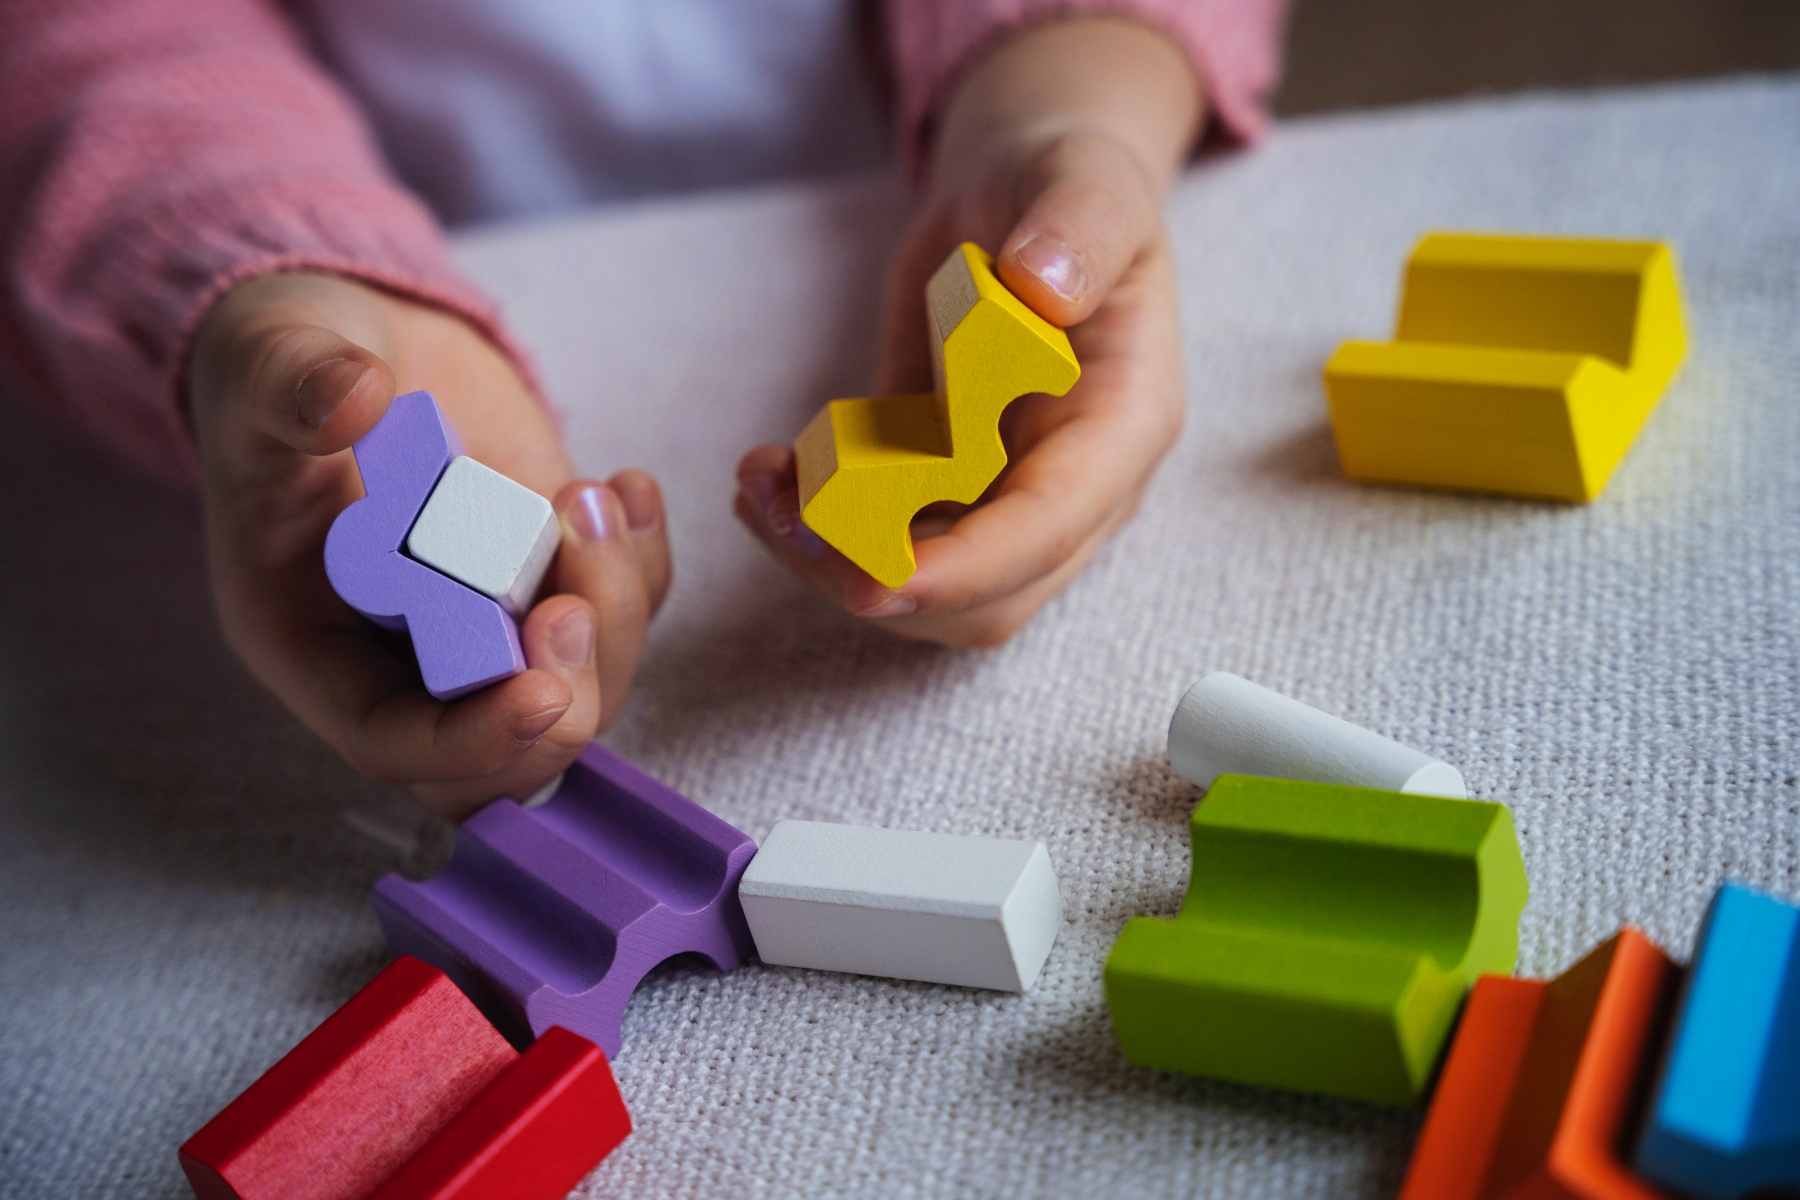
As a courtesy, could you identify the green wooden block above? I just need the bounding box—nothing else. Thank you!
[1103,775,1529,1107]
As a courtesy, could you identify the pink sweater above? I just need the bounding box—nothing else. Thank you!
[0,0,1286,486]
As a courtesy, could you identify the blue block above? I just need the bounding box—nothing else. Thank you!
[1635,882,1800,1199]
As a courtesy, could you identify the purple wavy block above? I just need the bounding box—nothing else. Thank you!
[323,390,525,701]
[370,743,759,1056]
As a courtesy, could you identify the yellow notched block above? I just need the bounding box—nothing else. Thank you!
[1323,232,1687,502]
[795,243,1081,587]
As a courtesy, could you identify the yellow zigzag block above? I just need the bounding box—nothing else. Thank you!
[1323,232,1687,502]
[795,243,1081,587]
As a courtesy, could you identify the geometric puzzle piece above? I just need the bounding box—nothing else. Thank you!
[795,242,1082,587]
[1324,233,1687,502]
[178,955,627,1200]
[371,743,759,1056]
[406,455,559,616]
[1398,928,1681,1200]
[738,819,1063,992]
[324,390,526,700]
[1635,883,1800,1200]
[1104,775,1528,1106]
[367,1026,631,1200]
[1168,670,1467,796]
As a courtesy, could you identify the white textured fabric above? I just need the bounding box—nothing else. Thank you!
[2,76,1798,1199]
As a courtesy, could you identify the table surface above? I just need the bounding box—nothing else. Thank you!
[2,74,1797,1200]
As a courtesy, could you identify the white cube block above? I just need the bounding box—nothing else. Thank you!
[1168,671,1467,797]
[406,456,559,615]
[739,820,1063,992]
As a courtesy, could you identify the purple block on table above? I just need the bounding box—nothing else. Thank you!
[371,743,759,1056]
[323,389,525,700]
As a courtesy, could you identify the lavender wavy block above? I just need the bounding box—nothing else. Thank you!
[323,389,525,701]
[371,743,760,1056]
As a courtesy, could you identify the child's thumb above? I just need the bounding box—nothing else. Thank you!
[233,322,398,457]
[994,133,1162,328]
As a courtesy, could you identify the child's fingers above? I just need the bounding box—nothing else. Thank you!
[995,131,1162,329]
[233,322,400,457]
[606,469,674,616]
[552,481,652,731]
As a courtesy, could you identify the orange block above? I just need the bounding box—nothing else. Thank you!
[1400,928,1681,1200]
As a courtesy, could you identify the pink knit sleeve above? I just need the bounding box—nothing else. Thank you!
[0,0,531,488]
[886,0,1289,175]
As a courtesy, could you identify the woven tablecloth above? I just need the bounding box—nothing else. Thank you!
[2,74,1796,1199]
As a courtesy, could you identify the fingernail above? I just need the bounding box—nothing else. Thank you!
[572,486,615,542]
[617,478,660,532]
[856,592,918,619]
[549,608,593,668]
[296,358,369,429]
[740,470,779,514]
[1013,235,1086,303]
[513,703,569,744]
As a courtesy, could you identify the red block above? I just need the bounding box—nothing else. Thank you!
[370,1027,632,1199]
[179,956,630,1200]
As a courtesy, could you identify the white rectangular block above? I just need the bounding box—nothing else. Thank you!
[406,456,559,615]
[739,820,1063,992]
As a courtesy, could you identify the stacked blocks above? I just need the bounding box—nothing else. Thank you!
[325,390,556,700]
[739,819,1063,992]
[179,956,629,1200]
[795,242,1081,587]
[1635,884,1800,1199]
[1324,233,1687,502]
[1105,775,1528,1106]
[373,743,758,1056]
[1399,929,1679,1200]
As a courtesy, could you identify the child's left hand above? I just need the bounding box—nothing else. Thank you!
[734,17,1204,647]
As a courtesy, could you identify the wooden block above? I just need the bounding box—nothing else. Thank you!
[1398,928,1681,1200]
[1168,671,1466,796]
[368,1027,631,1200]
[795,243,1081,587]
[738,819,1063,992]
[372,743,758,1056]
[178,956,519,1200]
[406,456,558,616]
[1323,232,1687,502]
[1103,775,1528,1106]
[1634,883,1800,1199]
[324,391,525,700]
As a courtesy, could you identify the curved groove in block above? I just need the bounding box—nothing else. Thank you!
[372,743,757,1056]
[1103,776,1528,1106]
[795,243,1081,587]
[1400,928,1680,1200]
[178,956,518,1200]
[323,390,524,700]
[1323,233,1687,503]
[1635,884,1800,1200]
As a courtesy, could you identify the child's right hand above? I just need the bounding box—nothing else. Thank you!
[187,273,671,821]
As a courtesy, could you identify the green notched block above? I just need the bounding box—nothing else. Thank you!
[1103,775,1529,1107]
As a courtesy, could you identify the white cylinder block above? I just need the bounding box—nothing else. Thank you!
[1167,671,1467,797]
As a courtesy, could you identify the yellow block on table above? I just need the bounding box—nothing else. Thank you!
[795,243,1081,588]
[1323,233,1687,502]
